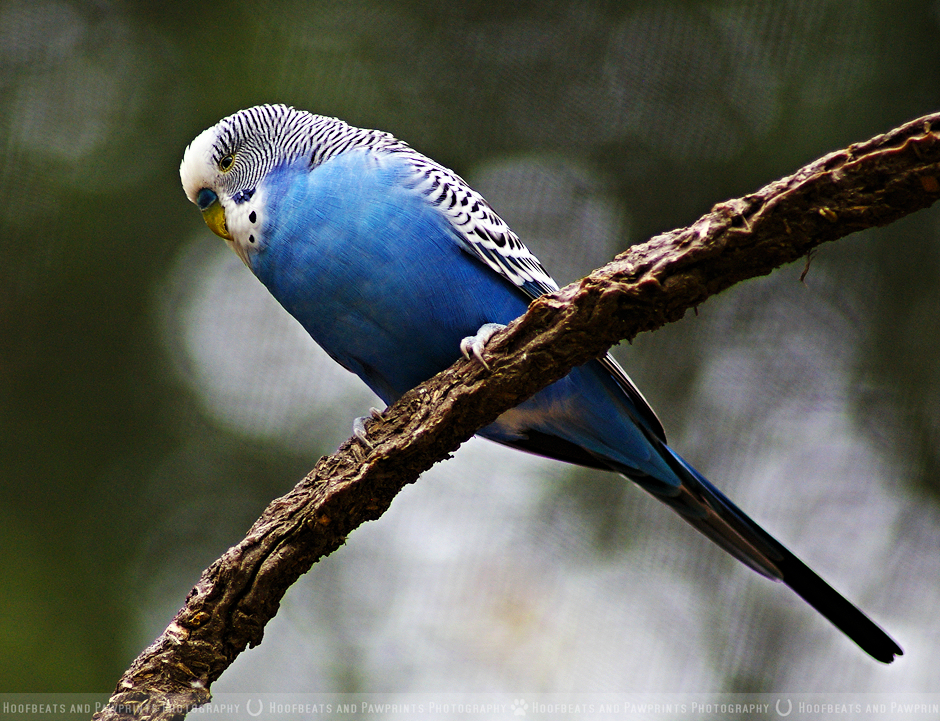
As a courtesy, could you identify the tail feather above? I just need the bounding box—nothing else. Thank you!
[617,443,903,663]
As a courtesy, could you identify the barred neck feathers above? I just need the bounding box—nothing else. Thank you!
[181,104,409,200]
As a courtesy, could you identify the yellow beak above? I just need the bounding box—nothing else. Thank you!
[201,202,232,241]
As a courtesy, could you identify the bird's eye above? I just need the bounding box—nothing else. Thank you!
[218,153,236,172]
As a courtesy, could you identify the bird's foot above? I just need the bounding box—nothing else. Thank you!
[352,407,383,449]
[460,323,505,372]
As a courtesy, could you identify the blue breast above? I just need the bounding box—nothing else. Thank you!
[250,148,531,403]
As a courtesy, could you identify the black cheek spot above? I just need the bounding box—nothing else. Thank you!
[249,235,255,244]
[249,211,257,223]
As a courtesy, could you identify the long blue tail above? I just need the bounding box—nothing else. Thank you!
[620,440,903,663]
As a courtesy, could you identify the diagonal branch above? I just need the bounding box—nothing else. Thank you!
[94,113,940,720]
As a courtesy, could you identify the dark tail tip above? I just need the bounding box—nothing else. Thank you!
[780,554,903,663]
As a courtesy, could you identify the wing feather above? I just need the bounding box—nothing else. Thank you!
[402,156,667,441]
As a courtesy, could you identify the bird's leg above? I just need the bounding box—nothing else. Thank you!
[460,322,506,372]
[352,407,383,448]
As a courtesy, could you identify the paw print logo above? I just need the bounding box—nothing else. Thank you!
[512,699,528,716]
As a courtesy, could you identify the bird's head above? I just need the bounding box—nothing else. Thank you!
[179,104,322,266]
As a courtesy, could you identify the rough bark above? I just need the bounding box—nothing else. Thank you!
[93,113,940,720]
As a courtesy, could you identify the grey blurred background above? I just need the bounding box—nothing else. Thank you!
[2,0,939,707]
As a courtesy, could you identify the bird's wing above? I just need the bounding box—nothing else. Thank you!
[596,354,666,442]
[403,157,559,298]
[404,156,667,441]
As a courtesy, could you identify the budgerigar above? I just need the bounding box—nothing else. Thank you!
[180,104,902,662]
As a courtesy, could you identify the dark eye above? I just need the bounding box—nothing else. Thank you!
[218,153,235,172]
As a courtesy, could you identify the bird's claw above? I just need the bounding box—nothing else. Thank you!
[352,407,383,449]
[460,323,505,372]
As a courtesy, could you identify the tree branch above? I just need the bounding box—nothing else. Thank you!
[94,113,940,720]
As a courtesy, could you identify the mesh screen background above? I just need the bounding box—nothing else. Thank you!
[1,0,938,707]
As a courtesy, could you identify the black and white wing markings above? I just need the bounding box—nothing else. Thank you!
[404,158,559,300]
[402,156,667,441]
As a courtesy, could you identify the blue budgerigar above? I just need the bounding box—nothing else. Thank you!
[180,104,902,663]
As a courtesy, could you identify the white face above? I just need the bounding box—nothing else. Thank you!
[179,114,272,267]
[179,125,220,207]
